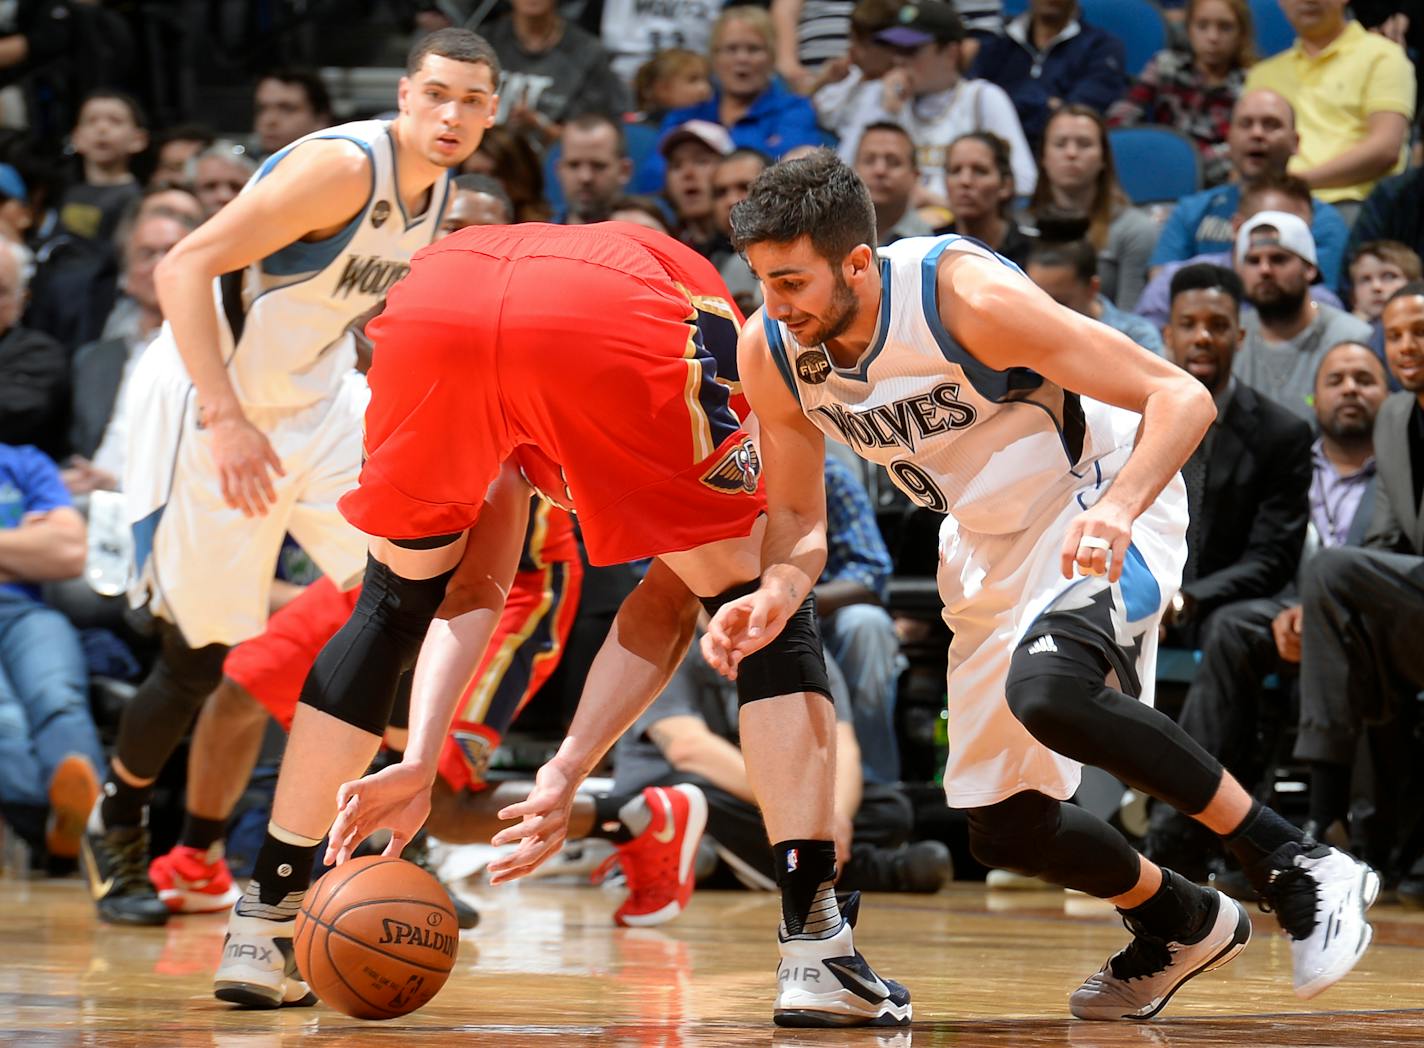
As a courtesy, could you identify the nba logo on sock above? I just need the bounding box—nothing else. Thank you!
[786,848,798,872]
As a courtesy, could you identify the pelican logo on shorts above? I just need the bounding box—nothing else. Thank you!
[795,351,832,385]
[453,729,495,786]
[700,437,761,495]
[371,200,392,228]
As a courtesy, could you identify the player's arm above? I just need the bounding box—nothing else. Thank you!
[703,313,829,676]
[938,252,1215,581]
[153,139,372,517]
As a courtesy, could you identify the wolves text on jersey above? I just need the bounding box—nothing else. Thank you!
[811,382,977,453]
[335,254,410,299]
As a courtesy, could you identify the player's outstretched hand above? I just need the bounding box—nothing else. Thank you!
[700,584,797,680]
[208,414,285,518]
[487,760,579,885]
[1060,499,1135,583]
[324,762,433,867]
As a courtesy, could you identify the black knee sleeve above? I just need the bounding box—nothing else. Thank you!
[117,621,229,780]
[967,791,1142,898]
[1005,632,1223,815]
[390,532,462,550]
[298,555,455,735]
[700,581,833,705]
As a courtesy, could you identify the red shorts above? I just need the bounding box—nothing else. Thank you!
[341,223,764,566]
[224,503,581,791]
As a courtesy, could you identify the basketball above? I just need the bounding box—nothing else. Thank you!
[293,856,460,1020]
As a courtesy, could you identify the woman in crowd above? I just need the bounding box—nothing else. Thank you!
[462,126,551,223]
[1107,0,1254,187]
[1028,105,1157,311]
[934,131,1034,267]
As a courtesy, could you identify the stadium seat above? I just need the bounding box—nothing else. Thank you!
[1079,0,1166,77]
[1001,0,1028,16]
[1108,125,1202,204]
[1250,0,1296,57]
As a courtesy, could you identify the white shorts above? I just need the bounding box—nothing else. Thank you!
[935,473,1188,808]
[123,333,369,647]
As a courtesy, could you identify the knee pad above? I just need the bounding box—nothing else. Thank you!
[389,532,463,550]
[298,556,455,735]
[700,581,833,706]
[116,621,229,780]
[967,791,1061,874]
[967,791,1141,898]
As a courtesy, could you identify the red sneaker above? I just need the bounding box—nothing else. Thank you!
[149,844,241,914]
[605,784,708,927]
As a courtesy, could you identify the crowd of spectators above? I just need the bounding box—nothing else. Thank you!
[0,0,1420,907]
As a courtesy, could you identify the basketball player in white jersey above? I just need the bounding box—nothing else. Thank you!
[79,29,499,933]
[709,152,1378,1021]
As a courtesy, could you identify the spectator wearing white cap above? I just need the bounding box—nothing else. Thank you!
[839,0,1036,204]
[1233,208,1372,422]
[660,119,735,257]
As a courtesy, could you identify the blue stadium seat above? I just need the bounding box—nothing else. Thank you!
[1079,0,1167,77]
[1250,0,1296,57]
[1108,125,1202,204]
[1001,0,1028,16]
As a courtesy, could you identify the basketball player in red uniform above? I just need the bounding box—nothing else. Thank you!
[215,222,910,1029]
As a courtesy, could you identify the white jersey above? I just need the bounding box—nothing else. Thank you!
[764,235,1144,536]
[601,0,717,83]
[216,119,452,409]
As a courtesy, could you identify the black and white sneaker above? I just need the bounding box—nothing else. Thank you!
[774,892,912,1028]
[80,802,169,926]
[213,909,317,1009]
[1070,888,1251,1020]
[1259,842,1379,999]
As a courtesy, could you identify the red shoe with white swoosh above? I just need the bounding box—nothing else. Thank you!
[605,784,708,927]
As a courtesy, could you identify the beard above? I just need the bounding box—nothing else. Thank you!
[803,270,861,346]
[1321,407,1373,443]
[1250,281,1310,325]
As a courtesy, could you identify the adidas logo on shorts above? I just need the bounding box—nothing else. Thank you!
[1027,635,1059,656]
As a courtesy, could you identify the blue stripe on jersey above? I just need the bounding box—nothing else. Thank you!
[1119,543,1162,622]
[257,134,378,277]
[829,258,894,383]
[690,321,743,449]
[762,311,800,404]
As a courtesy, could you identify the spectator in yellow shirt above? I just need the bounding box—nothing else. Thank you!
[1243,0,1414,212]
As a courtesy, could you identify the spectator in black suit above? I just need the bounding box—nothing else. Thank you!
[1145,340,1388,875]
[1157,263,1314,650]
[1345,166,1424,286]
[1295,283,1424,905]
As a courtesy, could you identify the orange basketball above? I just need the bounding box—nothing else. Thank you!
[293,855,460,1020]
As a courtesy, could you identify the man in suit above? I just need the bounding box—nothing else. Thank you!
[1295,283,1424,904]
[1156,263,1314,651]
[1145,339,1388,874]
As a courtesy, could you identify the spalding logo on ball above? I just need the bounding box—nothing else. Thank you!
[293,855,461,1020]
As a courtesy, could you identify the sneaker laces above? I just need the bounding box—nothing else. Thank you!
[1260,863,1319,940]
[108,828,153,894]
[609,833,678,908]
[1108,918,1174,981]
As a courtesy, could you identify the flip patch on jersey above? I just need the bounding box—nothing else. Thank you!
[701,436,761,495]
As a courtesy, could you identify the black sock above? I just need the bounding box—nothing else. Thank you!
[1122,868,1212,941]
[1308,762,1352,833]
[773,839,838,938]
[1223,801,1305,872]
[98,774,152,829]
[240,828,321,915]
[587,793,636,843]
[179,813,228,853]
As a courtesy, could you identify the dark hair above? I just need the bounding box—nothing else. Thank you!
[1031,104,1125,250]
[468,125,547,222]
[1239,170,1313,213]
[1169,262,1244,310]
[78,89,148,130]
[1027,238,1097,283]
[452,172,514,220]
[731,149,877,261]
[563,112,627,157]
[610,194,673,233]
[849,0,901,36]
[945,131,1015,217]
[1385,280,1424,307]
[406,27,501,82]
[257,68,334,119]
[155,123,216,152]
[855,121,916,167]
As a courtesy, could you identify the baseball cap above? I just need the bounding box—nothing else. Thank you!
[1235,210,1317,268]
[659,120,735,159]
[876,1,965,48]
[0,164,27,204]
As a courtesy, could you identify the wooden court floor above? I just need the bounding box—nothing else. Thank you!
[2,875,1422,1047]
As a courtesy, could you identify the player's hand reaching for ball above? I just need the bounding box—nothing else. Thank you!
[325,761,433,867]
[700,582,799,679]
[487,759,580,884]
[1060,499,1135,583]
[206,411,285,517]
